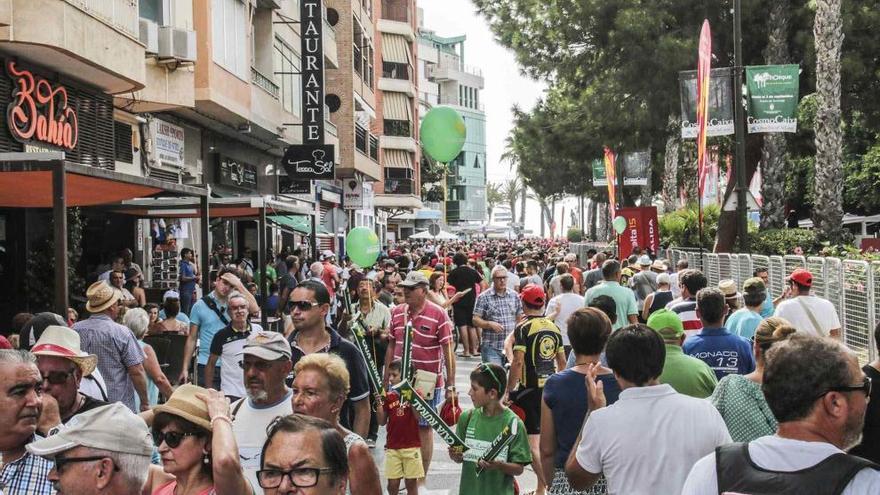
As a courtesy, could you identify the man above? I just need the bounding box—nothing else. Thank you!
[231,331,294,494]
[277,255,300,314]
[502,259,521,292]
[682,335,880,493]
[565,325,732,494]
[564,253,584,294]
[180,268,259,388]
[630,255,658,306]
[97,254,124,282]
[19,311,66,351]
[353,278,391,447]
[619,254,638,287]
[682,287,756,380]
[726,277,767,340]
[0,350,54,494]
[448,252,484,357]
[27,403,153,495]
[507,284,566,495]
[73,281,149,412]
[109,270,138,308]
[289,280,370,438]
[206,293,264,401]
[753,267,785,318]
[32,326,108,423]
[473,265,524,365]
[521,259,544,289]
[178,247,199,316]
[546,274,583,356]
[321,250,341,301]
[547,262,571,299]
[774,268,842,339]
[669,259,689,300]
[667,268,708,337]
[583,260,639,331]
[581,252,607,292]
[385,270,456,484]
[119,248,142,279]
[647,310,718,398]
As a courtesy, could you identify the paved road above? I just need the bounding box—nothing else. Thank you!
[370,354,539,494]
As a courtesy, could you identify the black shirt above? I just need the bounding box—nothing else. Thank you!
[65,395,109,423]
[447,266,482,311]
[850,364,880,463]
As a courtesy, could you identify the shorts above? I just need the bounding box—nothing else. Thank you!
[453,305,475,327]
[480,343,506,367]
[511,387,542,435]
[417,387,444,427]
[385,447,425,480]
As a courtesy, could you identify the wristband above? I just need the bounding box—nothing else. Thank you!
[211,415,233,428]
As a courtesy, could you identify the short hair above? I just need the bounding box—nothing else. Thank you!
[605,324,665,386]
[294,353,350,401]
[753,267,768,276]
[676,259,689,270]
[567,308,612,356]
[470,362,506,395]
[680,269,708,295]
[296,280,331,306]
[261,414,348,485]
[588,295,617,324]
[696,287,726,324]
[627,255,638,265]
[559,274,574,292]
[285,255,299,271]
[9,312,33,339]
[601,260,621,280]
[181,248,193,258]
[218,266,248,284]
[754,317,797,356]
[763,335,854,423]
[228,292,248,306]
[0,349,36,366]
[122,308,150,339]
[491,265,508,277]
[453,253,468,266]
[387,359,402,373]
[743,286,767,307]
[86,448,150,493]
[790,279,811,293]
[309,262,324,277]
[163,297,180,317]
[555,262,569,274]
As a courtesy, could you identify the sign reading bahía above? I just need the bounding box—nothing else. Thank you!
[6,60,79,151]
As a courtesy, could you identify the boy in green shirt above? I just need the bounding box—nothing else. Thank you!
[449,362,532,495]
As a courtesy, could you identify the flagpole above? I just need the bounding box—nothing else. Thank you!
[733,0,750,252]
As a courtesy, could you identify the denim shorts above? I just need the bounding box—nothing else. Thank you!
[481,343,506,366]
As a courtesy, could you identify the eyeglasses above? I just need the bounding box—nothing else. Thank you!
[256,467,335,489]
[229,304,249,311]
[816,376,872,400]
[54,455,117,475]
[154,430,202,448]
[239,358,285,371]
[42,369,76,386]
[287,300,320,312]
[492,276,507,280]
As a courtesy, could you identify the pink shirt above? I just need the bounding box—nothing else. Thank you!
[153,481,214,495]
[390,301,454,388]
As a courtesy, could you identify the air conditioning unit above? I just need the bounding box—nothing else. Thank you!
[139,18,159,55]
[158,26,196,63]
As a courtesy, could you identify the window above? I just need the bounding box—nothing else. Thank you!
[212,0,249,79]
[384,119,411,137]
[274,37,301,116]
[473,155,481,169]
[114,122,133,164]
[382,62,409,80]
[140,0,169,25]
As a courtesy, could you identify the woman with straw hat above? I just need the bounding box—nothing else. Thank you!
[142,384,251,495]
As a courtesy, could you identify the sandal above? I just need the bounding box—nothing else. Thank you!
[457,352,472,358]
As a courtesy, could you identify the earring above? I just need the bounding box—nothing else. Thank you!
[203,454,210,465]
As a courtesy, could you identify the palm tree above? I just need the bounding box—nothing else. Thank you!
[486,182,504,223]
[760,0,791,229]
[663,115,680,213]
[812,0,844,240]
[501,177,522,225]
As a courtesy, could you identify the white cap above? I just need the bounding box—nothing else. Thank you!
[163,290,180,300]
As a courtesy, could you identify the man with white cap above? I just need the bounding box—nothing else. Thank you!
[32,326,109,423]
[157,289,190,327]
[26,403,154,495]
[629,255,659,307]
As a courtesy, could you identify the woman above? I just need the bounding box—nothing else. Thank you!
[145,303,160,328]
[143,384,251,495]
[123,308,173,408]
[540,307,621,495]
[291,353,382,495]
[641,273,673,322]
[710,316,796,442]
[125,267,147,307]
[151,297,190,335]
[426,272,464,312]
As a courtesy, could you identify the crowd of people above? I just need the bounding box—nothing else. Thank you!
[1,238,879,495]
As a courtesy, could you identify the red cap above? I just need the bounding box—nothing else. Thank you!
[790,268,812,287]
[520,284,546,306]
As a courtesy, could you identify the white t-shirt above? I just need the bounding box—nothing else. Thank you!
[682,435,880,494]
[547,293,583,346]
[669,272,681,298]
[79,368,108,401]
[774,295,841,337]
[575,384,732,495]
[232,391,293,495]
[506,271,521,292]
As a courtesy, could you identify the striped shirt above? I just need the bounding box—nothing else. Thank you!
[473,288,523,351]
[0,447,55,495]
[390,301,454,388]
[667,298,703,337]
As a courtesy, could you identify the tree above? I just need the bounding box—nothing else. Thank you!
[486,181,504,222]
[419,149,446,203]
[500,177,522,226]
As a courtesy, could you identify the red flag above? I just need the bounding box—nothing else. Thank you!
[696,20,712,224]
[603,146,617,216]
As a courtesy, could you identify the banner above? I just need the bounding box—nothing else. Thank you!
[591,159,607,187]
[603,147,617,215]
[616,206,660,260]
[343,178,364,210]
[476,420,517,475]
[745,64,799,133]
[343,290,385,399]
[394,379,468,449]
[679,67,733,138]
[622,151,650,186]
[695,20,712,222]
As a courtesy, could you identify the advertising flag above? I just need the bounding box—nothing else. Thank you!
[603,147,617,215]
[622,151,651,186]
[745,64,800,133]
[592,159,607,186]
[679,67,734,138]
[696,20,712,217]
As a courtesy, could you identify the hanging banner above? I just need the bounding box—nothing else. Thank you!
[343,178,364,210]
[679,67,733,139]
[622,151,650,186]
[394,379,468,449]
[695,20,712,219]
[591,159,607,187]
[745,64,800,133]
[603,147,617,215]
[616,206,661,260]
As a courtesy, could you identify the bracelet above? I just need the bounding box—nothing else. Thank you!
[211,415,233,428]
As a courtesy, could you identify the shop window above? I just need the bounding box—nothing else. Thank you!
[213,0,249,80]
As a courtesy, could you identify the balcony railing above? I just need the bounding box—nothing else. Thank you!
[381,0,410,23]
[252,67,280,99]
[68,0,138,38]
[369,135,379,161]
[382,62,410,81]
[384,179,414,195]
[384,119,412,137]
[356,124,380,161]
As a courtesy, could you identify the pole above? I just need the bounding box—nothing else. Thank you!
[200,192,211,296]
[259,208,268,329]
[733,0,749,252]
[53,162,68,316]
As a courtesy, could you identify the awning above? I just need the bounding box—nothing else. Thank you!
[384,149,413,168]
[383,92,413,121]
[112,197,314,218]
[269,215,330,235]
[382,34,411,64]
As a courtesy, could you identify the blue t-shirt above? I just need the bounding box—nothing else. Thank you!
[189,293,230,366]
[726,308,763,341]
[180,260,196,293]
[158,310,190,326]
[683,327,756,380]
[542,368,621,468]
[759,292,774,318]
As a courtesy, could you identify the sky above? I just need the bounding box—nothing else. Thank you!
[416,0,586,235]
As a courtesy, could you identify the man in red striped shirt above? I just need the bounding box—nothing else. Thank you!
[384,270,457,485]
[667,269,708,338]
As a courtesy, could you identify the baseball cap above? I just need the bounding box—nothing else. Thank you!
[240,330,292,361]
[398,271,429,288]
[163,290,180,300]
[27,403,153,459]
[647,309,684,340]
[790,268,812,287]
[520,284,546,306]
[638,255,652,266]
[743,277,766,293]
[321,249,335,260]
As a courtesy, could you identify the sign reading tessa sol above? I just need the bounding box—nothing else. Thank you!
[6,60,79,151]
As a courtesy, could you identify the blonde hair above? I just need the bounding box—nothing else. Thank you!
[754,316,797,357]
[295,353,351,400]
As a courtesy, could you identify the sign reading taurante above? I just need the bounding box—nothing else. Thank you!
[6,60,79,151]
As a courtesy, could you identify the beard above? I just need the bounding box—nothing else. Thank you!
[841,409,866,451]
[247,389,269,402]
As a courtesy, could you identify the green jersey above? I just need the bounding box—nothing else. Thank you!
[456,407,532,495]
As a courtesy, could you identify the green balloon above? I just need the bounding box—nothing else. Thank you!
[613,216,628,234]
[346,227,381,268]
[420,106,467,163]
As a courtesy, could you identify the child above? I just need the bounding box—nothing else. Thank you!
[449,362,532,495]
[376,360,423,495]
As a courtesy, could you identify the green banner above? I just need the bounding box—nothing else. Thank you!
[348,315,386,399]
[394,379,468,450]
[401,321,414,383]
[476,419,517,475]
[592,159,607,187]
[746,64,799,133]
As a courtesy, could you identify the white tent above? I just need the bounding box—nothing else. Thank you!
[409,230,457,240]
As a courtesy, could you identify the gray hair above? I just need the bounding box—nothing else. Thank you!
[0,349,37,366]
[87,448,151,493]
[122,308,150,340]
[310,261,324,277]
[491,265,508,277]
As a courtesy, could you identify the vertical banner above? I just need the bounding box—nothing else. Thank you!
[616,207,661,259]
[591,159,607,186]
[745,64,800,133]
[696,20,712,225]
[679,67,734,138]
[621,151,650,186]
[603,147,617,215]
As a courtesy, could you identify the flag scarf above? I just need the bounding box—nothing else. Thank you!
[696,20,712,224]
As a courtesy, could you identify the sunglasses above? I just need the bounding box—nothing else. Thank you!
[154,430,201,448]
[54,455,118,475]
[816,376,872,400]
[238,358,285,370]
[42,370,75,386]
[287,300,320,312]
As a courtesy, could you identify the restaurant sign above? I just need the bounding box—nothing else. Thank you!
[218,155,258,189]
[6,60,79,151]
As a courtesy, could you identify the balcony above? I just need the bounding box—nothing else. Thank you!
[324,18,339,69]
[378,0,414,40]
[384,178,414,195]
[438,95,485,112]
[251,66,279,99]
[378,78,416,97]
[380,135,417,152]
[427,64,485,89]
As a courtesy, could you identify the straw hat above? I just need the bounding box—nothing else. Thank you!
[31,325,98,376]
[85,281,121,313]
[152,384,212,431]
[718,279,740,299]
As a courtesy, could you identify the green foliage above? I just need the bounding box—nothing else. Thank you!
[844,141,880,214]
[567,228,585,242]
[419,150,447,203]
[658,204,720,250]
[749,228,820,255]
[25,208,86,312]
